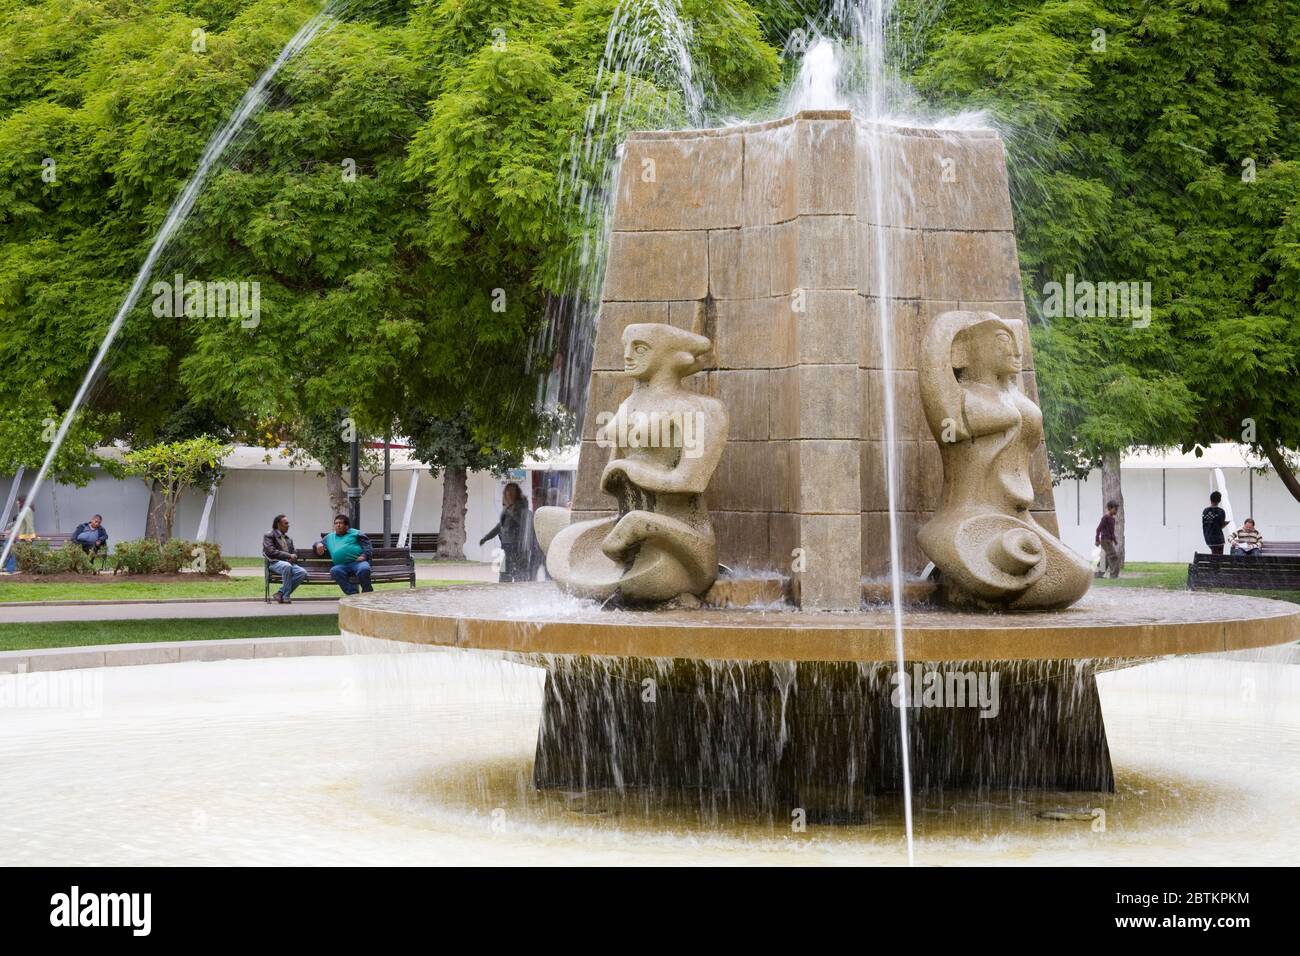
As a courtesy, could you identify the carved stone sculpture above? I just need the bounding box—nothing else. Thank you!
[917,310,1091,610]
[536,323,727,606]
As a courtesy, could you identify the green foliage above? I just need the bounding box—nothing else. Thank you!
[109,537,161,574]
[0,0,783,479]
[914,0,1300,484]
[121,434,229,540]
[121,434,229,488]
[159,537,229,574]
[13,540,95,575]
[110,536,229,574]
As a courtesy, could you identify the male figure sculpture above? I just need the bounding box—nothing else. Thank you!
[917,310,1091,610]
[535,323,727,606]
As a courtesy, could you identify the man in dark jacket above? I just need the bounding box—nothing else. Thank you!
[73,515,108,556]
[1201,491,1228,555]
[263,514,308,604]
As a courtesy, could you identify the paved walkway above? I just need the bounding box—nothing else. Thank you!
[0,635,346,673]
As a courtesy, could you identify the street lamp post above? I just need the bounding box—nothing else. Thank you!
[348,418,361,530]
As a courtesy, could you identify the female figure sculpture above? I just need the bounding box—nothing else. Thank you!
[535,323,727,606]
[917,310,1091,610]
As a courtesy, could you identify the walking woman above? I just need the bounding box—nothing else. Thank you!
[480,482,533,582]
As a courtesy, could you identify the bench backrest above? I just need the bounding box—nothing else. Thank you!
[1,533,76,545]
[1260,541,1300,555]
[269,547,413,566]
[1192,552,1300,570]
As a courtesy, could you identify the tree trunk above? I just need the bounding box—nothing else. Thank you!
[436,466,468,560]
[162,491,179,543]
[1262,443,1300,504]
[323,459,348,520]
[143,480,168,544]
[1101,448,1125,571]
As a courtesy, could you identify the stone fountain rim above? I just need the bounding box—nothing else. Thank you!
[625,109,1001,141]
[338,584,1300,664]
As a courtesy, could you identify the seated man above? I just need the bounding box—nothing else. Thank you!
[1230,518,1264,555]
[73,514,108,556]
[314,514,373,595]
[263,514,309,604]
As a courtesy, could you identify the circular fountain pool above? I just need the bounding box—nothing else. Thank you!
[0,644,1296,865]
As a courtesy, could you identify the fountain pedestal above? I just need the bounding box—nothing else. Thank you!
[533,659,1112,819]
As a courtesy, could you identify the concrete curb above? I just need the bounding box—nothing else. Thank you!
[0,635,346,674]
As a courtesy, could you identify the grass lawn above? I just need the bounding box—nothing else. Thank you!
[0,615,341,652]
[0,577,474,603]
[1093,561,1300,604]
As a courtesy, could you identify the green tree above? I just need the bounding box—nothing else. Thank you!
[913,0,1300,550]
[120,434,231,542]
[0,0,781,542]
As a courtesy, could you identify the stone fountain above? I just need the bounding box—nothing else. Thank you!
[341,111,1300,820]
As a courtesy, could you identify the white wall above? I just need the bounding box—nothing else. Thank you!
[1058,467,1300,561]
[5,466,529,559]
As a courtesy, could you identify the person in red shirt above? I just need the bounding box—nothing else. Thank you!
[1095,500,1120,579]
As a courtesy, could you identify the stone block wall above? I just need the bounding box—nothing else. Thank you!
[572,110,1060,608]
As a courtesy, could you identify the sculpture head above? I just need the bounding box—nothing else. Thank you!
[622,323,711,382]
[951,315,1022,383]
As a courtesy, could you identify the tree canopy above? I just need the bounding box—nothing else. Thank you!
[2,0,1298,507]
[912,0,1300,489]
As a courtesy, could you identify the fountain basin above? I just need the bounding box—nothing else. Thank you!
[340,585,1299,819]
[339,585,1300,664]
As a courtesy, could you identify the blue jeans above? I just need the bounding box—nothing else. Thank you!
[269,560,309,597]
[330,560,372,595]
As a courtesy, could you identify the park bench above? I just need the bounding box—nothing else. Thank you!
[360,531,439,552]
[264,546,415,601]
[1,532,108,571]
[1186,550,1300,591]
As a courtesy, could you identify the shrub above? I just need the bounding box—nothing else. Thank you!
[111,538,229,575]
[110,538,160,575]
[13,540,95,575]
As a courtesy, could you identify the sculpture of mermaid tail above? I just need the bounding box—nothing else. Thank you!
[540,509,717,605]
[918,510,1091,611]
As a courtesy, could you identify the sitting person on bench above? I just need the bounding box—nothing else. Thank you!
[314,514,374,595]
[1230,518,1264,556]
[73,514,108,556]
[3,496,34,573]
[263,514,309,604]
